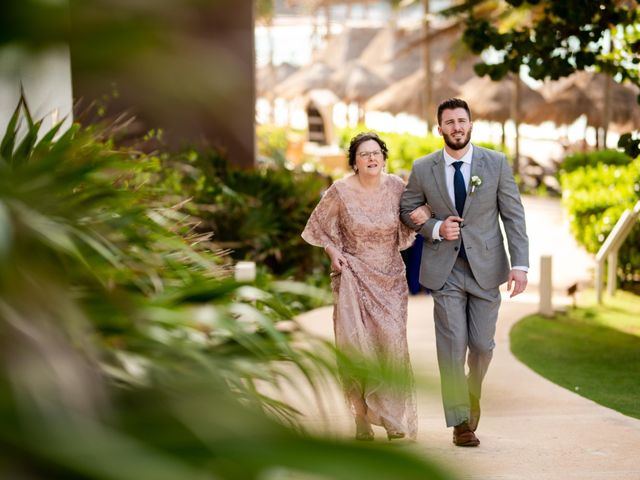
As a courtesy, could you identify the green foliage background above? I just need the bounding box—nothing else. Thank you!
[337,126,506,174]
[560,152,640,285]
[560,150,634,174]
[156,145,330,281]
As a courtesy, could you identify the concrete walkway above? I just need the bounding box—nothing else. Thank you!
[296,195,640,480]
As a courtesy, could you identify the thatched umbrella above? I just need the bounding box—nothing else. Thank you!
[329,62,389,124]
[273,62,334,100]
[358,24,477,84]
[366,70,459,118]
[524,71,640,147]
[257,62,297,97]
[319,27,380,70]
[400,21,480,86]
[608,83,640,132]
[579,72,640,132]
[358,26,423,82]
[459,74,545,174]
[527,72,640,128]
[329,62,389,103]
[459,75,545,124]
[357,23,478,129]
[524,81,597,126]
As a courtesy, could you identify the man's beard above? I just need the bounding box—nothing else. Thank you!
[443,130,471,150]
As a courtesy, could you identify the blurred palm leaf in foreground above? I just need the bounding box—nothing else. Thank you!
[0,99,453,480]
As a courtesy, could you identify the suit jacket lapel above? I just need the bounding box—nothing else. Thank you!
[462,146,486,218]
[432,151,458,216]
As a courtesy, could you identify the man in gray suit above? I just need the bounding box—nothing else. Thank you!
[400,98,529,447]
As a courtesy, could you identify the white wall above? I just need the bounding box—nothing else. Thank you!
[0,44,73,139]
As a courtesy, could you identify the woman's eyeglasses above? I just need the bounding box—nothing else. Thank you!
[357,150,383,159]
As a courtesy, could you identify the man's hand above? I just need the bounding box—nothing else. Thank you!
[507,269,528,298]
[409,204,432,226]
[439,216,464,240]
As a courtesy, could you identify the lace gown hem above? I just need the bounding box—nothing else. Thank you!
[301,174,417,439]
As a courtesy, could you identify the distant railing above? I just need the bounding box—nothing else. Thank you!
[595,200,640,304]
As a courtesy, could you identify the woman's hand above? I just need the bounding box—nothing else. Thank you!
[325,245,347,274]
[409,204,432,226]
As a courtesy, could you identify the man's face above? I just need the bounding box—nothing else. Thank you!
[438,107,472,151]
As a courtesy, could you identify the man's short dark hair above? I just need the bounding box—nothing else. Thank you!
[437,98,472,125]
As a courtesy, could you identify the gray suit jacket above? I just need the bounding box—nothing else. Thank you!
[400,145,529,290]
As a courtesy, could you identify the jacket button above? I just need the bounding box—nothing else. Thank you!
[454,246,459,251]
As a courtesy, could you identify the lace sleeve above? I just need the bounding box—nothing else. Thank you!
[301,183,342,250]
[389,174,416,251]
[398,221,416,251]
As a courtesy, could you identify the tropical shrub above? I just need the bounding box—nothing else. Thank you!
[0,97,328,414]
[155,146,331,281]
[338,126,506,174]
[257,124,289,165]
[560,156,640,286]
[560,149,633,174]
[0,99,454,479]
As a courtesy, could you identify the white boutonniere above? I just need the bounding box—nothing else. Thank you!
[470,175,482,194]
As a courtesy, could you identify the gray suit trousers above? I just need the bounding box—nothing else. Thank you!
[431,256,501,427]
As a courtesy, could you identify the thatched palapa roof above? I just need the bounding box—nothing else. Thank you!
[319,27,380,70]
[273,62,334,100]
[329,62,389,103]
[525,71,640,130]
[257,62,297,96]
[459,75,545,124]
[366,70,459,117]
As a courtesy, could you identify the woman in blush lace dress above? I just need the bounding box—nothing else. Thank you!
[302,132,431,442]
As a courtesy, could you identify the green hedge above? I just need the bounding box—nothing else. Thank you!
[258,124,505,177]
[257,124,293,166]
[561,149,633,174]
[158,147,330,282]
[338,126,506,174]
[560,154,640,285]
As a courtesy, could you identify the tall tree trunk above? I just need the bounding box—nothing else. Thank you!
[584,123,589,150]
[602,36,614,149]
[602,74,612,149]
[324,1,332,42]
[266,20,275,124]
[422,0,433,133]
[511,74,521,178]
[310,6,320,60]
[357,102,365,125]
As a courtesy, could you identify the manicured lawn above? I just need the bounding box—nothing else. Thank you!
[510,290,640,419]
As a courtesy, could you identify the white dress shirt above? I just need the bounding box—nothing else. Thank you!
[430,145,527,272]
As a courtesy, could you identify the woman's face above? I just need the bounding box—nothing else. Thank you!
[354,139,385,177]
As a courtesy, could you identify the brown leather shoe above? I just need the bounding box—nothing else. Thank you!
[453,421,480,447]
[469,395,481,432]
